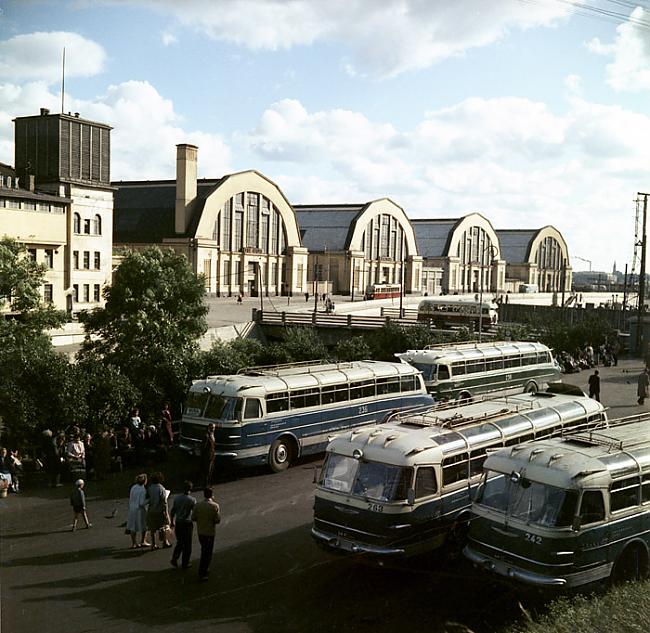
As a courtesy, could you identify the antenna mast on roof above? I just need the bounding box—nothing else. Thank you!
[61,47,65,113]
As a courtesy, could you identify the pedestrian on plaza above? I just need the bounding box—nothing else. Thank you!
[41,430,62,487]
[70,479,91,531]
[191,487,221,581]
[146,471,171,549]
[169,480,197,569]
[160,402,174,447]
[588,370,600,402]
[638,369,650,405]
[7,449,23,493]
[127,473,149,548]
[585,343,594,367]
[199,423,216,487]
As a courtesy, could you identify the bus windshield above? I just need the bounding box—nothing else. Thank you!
[184,391,208,417]
[320,453,413,502]
[411,362,435,382]
[478,472,578,528]
[204,394,238,421]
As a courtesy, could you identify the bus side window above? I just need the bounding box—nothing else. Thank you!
[437,365,450,380]
[243,398,262,420]
[610,477,641,512]
[505,433,533,446]
[469,448,487,477]
[580,490,605,524]
[442,453,469,486]
[400,375,417,392]
[415,467,438,498]
[267,392,289,413]
[233,398,244,421]
[453,362,466,376]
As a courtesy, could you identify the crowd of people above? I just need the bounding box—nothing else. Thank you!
[36,404,175,489]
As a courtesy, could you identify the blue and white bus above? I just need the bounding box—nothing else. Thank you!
[179,360,433,472]
[312,392,606,558]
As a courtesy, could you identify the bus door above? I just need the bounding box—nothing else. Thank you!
[572,489,610,575]
[408,466,446,549]
[440,453,471,526]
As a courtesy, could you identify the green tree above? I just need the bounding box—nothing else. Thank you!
[201,337,265,376]
[78,247,208,421]
[0,237,70,446]
[334,335,372,361]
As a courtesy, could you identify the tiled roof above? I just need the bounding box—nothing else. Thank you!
[411,218,461,258]
[496,229,538,263]
[294,205,365,251]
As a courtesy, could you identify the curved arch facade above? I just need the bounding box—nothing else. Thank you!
[195,171,307,296]
[528,226,571,292]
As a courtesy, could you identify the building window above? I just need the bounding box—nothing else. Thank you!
[234,260,241,286]
[73,251,79,269]
[73,213,81,234]
[247,193,259,248]
[234,210,244,250]
[83,251,90,269]
[296,263,304,290]
[73,284,79,302]
[94,252,101,270]
[83,284,90,302]
[93,214,102,235]
[44,249,54,269]
[6,199,20,209]
[44,284,53,303]
[261,212,269,253]
[27,248,37,261]
[94,284,101,302]
[223,260,231,287]
[223,201,232,251]
[212,214,220,242]
[270,209,278,255]
[83,219,91,235]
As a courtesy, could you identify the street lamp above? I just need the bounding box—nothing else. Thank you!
[477,245,499,342]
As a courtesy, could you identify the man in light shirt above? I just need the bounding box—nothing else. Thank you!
[191,487,221,581]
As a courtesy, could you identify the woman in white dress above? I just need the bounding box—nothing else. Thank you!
[126,473,149,548]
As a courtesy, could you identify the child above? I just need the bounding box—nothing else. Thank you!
[70,479,92,531]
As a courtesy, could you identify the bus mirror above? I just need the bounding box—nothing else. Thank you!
[407,488,415,506]
[571,516,581,532]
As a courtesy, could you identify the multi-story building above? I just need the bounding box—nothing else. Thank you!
[11,108,114,312]
[295,200,423,297]
[113,144,308,297]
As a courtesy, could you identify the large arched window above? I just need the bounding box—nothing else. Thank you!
[362,215,406,261]
[93,214,102,235]
[73,212,81,234]
[218,192,288,255]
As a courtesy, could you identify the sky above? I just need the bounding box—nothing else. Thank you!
[1,0,650,273]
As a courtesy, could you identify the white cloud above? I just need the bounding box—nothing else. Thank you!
[586,7,650,92]
[242,97,648,270]
[0,32,106,81]
[0,80,231,180]
[126,0,571,77]
[161,31,178,46]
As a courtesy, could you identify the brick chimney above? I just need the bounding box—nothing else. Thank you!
[175,144,198,234]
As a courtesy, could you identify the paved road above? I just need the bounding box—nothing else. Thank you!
[2,358,648,633]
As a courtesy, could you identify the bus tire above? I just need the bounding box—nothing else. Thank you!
[458,391,472,403]
[611,543,649,584]
[524,381,538,394]
[269,436,294,473]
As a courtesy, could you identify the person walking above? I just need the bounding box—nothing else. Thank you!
[638,369,650,405]
[70,479,91,531]
[127,473,149,548]
[146,472,171,549]
[169,480,196,569]
[199,423,216,486]
[160,402,174,447]
[191,487,221,581]
[588,370,601,402]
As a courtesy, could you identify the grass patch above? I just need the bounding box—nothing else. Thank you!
[504,580,650,633]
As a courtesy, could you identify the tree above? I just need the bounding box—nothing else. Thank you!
[0,237,70,446]
[78,247,208,421]
[201,338,265,376]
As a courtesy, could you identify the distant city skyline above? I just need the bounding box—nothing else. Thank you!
[2,0,650,271]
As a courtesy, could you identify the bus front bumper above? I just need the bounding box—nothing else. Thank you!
[178,440,238,459]
[311,527,405,556]
[464,546,567,587]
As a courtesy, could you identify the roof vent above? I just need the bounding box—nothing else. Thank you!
[40,108,50,116]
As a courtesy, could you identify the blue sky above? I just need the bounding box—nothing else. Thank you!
[2,0,650,273]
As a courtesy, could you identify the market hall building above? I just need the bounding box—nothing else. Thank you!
[294,200,423,297]
[113,144,308,297]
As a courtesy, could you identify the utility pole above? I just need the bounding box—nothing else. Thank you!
[637,193,648,354]
[399,235,405,317]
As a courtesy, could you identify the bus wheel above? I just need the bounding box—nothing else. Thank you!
[458,391,472,403]
[524,381,538,394]
[611,544,649,584]
[269,437,293,473]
